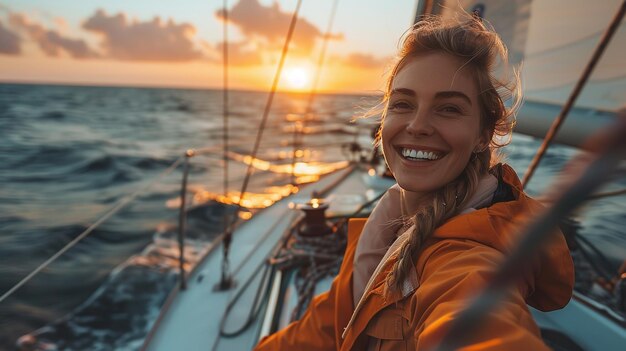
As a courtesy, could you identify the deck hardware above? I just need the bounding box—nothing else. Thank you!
[292,195,333,237]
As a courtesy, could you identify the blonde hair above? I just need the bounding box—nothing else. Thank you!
[380,15,522,293]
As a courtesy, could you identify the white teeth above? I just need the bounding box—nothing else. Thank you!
[400,148,441,160]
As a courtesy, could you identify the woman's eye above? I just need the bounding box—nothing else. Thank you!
[389,101,413,111]
[439,105,462,114]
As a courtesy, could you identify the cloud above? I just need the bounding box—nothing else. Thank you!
[216,0,342,56]
[9,13,97,58]
[0,19,21,55]
[216,41,263,66]
[83,9,204,62]
[342,53,390,69]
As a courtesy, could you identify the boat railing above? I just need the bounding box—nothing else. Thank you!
[175,146,245,291]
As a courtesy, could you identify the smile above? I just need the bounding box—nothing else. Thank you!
[400,147,442,161]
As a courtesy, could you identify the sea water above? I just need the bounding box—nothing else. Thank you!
[0,83,624,350]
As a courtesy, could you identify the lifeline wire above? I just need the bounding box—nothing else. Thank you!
[0,156,184,304]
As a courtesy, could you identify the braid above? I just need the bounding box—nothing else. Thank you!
[385,149,489,294]
[375,16,519,295]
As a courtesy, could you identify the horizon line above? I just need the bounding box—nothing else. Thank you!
[0,79,383,97]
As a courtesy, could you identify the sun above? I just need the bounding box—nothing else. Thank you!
[283,66,311,91]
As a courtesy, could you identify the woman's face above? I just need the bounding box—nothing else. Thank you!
[381,53,488,195]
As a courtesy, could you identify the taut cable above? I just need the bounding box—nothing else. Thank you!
[218,0,304,290]
[290,0,341,186]
[220,0,232,288]
[522,1,626,188]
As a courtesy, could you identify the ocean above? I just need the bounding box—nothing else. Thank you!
[0,83,624,350]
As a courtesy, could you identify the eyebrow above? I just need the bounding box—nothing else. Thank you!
[390,88,473,106]
[435,91,473,106]
[390,88,416,96]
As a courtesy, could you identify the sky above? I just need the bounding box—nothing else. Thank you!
[0,0,417,93]
[0,0,624,96]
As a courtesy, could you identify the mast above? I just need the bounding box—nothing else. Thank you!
[414,0,446,24]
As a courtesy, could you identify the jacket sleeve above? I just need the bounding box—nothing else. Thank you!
[413,239,551,351]
[254,218,367,351]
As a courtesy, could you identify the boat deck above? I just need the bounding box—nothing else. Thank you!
[142,166,392,351]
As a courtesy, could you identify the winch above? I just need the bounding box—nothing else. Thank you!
[291,193,333,237]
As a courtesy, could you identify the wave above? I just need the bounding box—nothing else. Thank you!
[39,111,67,120]
[14,201,232,351]
[17,262,178,351]
[7,145,179,186]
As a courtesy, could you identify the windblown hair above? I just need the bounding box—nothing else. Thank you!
[380,15,522,294]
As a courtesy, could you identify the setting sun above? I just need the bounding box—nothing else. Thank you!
[283,66,311,91]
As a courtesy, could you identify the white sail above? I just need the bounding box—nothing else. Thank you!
[436,0,532,68]
[434,0,625,110]
[523,0,626,110]
[430,0,624,147]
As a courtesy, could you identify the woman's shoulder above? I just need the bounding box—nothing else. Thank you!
[426,164,547,260]
[487,163,545,218]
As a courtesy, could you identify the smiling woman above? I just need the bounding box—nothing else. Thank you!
[254,15,574,351]
[381,53,487,210]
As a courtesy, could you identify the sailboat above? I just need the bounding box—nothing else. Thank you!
[10,0,625,350]
[138,1,626,350]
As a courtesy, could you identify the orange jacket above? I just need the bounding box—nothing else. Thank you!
[255,165,574,351]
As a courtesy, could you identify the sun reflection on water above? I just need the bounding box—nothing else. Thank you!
[229,151,349,176]
[166,154,349,211]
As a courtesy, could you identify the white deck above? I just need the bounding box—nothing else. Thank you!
[532,292,626,351]
[142,166,391,351]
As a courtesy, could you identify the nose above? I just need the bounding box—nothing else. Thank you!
[406,108,434,136]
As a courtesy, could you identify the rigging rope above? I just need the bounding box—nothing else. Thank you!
[0,156,184,304]
[219,0,304,289]
[290,0,341,186]
[223,0,230,244]
[522,1,626,188]
[269,188,386,322]
[215,215,303,345]
[215,166,369,340]
[270,227,347,322]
